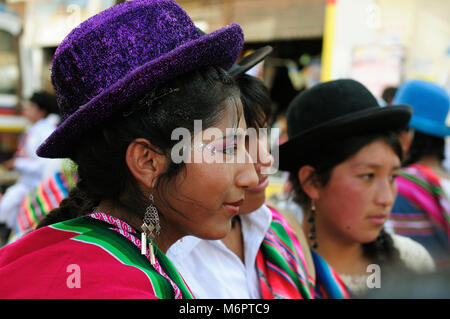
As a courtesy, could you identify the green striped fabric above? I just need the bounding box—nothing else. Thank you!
[51,216,194,299]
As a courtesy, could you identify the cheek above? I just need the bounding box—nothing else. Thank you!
[391,182,398,200]
[22,109,33,119]
[183,163,233,205]
[319,179,368,228]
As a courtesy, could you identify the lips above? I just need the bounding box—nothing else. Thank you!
[223,199,244,215]
[247,176,269,193]
[367,214,388,226]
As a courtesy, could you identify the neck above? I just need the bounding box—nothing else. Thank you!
[221,215,244,263]
[417,156,450,179]
[32,116,46,124]
[302,212,369,275]
[95,199,175,254]
[418,156,441,168]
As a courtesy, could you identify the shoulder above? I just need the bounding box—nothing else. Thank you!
[0,217,158,298]
[264,203,299,240]
[264,202,317,283]
[338,274,368,297]
[391,234,436,273]
[264,202,306,243]
[263,203,305,255]
[264,202,294,227]
[30,118,57,139]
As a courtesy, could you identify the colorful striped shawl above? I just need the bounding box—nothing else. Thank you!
[0,213,193,299]
[394,164,450,243]
[13,159,78,238]
[256,205,315,299]
[311,250,352,299]
[14,171,72,235]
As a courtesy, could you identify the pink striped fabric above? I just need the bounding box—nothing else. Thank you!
[395,164,450,242]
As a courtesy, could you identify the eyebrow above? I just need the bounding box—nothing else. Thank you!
[204,129,244,144]
[352,162,401,171]
[222,132,244,142]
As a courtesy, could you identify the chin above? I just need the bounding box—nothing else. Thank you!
[197,220,233,240]
[359,231,382,244]
[240,194,266,215]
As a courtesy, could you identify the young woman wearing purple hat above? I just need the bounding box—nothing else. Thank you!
[0,0,258,298]
[280,79,435,297]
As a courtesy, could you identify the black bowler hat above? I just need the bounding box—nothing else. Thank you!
[278,79,412,171]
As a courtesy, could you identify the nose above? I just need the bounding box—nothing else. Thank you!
[254,142,274,176]
[374,179,397,207]
[258,138,274,169]
[235,150,259,189]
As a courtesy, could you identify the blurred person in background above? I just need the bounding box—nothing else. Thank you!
[7,159,77,244]
[270,67,299,146]
[280,79,435,297]
[390,79,450,270]
[381,86,397,106]
[441,137,450,174]
[0,91,58,242]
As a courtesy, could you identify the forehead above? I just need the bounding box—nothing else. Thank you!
[343,139,401,169]
[191,97,245,144]
[215,96,244,129]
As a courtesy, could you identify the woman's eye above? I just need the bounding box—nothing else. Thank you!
[221,138,238,155]
[207,136,238,156]
[223,146,237,155]
[360,173,374,181]
[389,174,399,182]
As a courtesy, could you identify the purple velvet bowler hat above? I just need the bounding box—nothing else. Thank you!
[37,0,244,158]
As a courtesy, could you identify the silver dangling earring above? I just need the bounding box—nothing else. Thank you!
[141,192,160,265]
[307,199,318,249]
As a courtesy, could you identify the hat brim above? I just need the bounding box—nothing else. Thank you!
[37,23,244,158]
[228,46,273,78]
[409,117,450,138]
[278,105,412,171]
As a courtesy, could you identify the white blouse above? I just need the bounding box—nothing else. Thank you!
[166,205,272,299]
[339,234,435,296]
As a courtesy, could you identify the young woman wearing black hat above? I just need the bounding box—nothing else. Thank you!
[0,0,258,298]
[279,79,435,296]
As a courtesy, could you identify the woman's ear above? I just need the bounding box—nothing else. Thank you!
[399,129,414,159]
[126,138,168,189]
[297,165,320,201]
